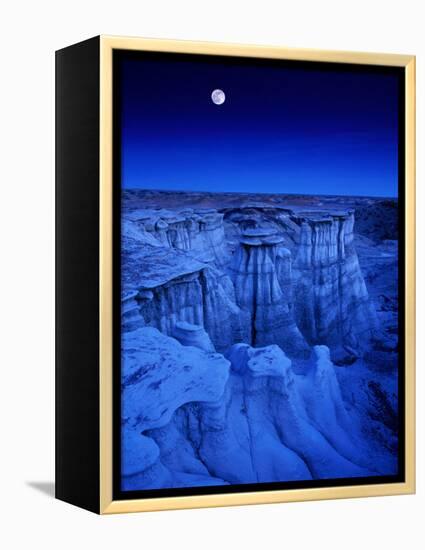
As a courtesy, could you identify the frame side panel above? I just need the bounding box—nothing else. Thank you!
[55,36,100,513]
[404,57,416,492]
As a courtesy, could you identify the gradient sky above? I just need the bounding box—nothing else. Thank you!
[118,53,400,197]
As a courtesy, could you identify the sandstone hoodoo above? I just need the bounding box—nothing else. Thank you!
[231,227,309,357]
[121,190,399,491]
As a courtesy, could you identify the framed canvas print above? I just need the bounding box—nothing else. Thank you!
[55,36,415,514]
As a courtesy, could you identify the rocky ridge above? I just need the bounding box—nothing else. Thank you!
[120,192,399,490]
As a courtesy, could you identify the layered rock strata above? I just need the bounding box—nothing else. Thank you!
[134,267,250,352]
[127,208,228,266]
[291,211,378,360]
[120,192,398,491]
[122,207,378,360]
[231,228,310,358]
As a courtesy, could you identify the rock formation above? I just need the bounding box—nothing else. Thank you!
[126,208,229,266]
[122,205,379,360]
[171,321,215,352]
[121,327,230,490]
[120,191,399,490]
[121,328,381,491]
[231,227,310,358]
[291,211,378,362]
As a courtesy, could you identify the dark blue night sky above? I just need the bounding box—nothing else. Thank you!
[119,54,400,197]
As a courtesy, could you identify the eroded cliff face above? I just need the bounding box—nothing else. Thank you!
[128,266,251,353]
[123,205,377,360]
[127,208,229,267]
[291,211,378,363]
[230,228,309,358]
[121,196,398,490]
[122,212,249,352]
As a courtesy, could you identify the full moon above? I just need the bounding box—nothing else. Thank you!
[211,89,225,105]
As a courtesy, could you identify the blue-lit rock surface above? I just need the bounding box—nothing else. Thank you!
[121,191,399,490]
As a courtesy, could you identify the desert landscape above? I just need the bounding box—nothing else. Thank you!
[120,190,399,491]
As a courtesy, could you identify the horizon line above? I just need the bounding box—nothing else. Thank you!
[122,186,398,200]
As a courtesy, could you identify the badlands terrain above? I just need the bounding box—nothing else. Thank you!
[121,190,399,491]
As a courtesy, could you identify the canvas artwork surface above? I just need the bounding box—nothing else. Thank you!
[117,52,401,495]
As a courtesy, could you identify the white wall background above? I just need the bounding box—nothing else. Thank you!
[0,1,422,548]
